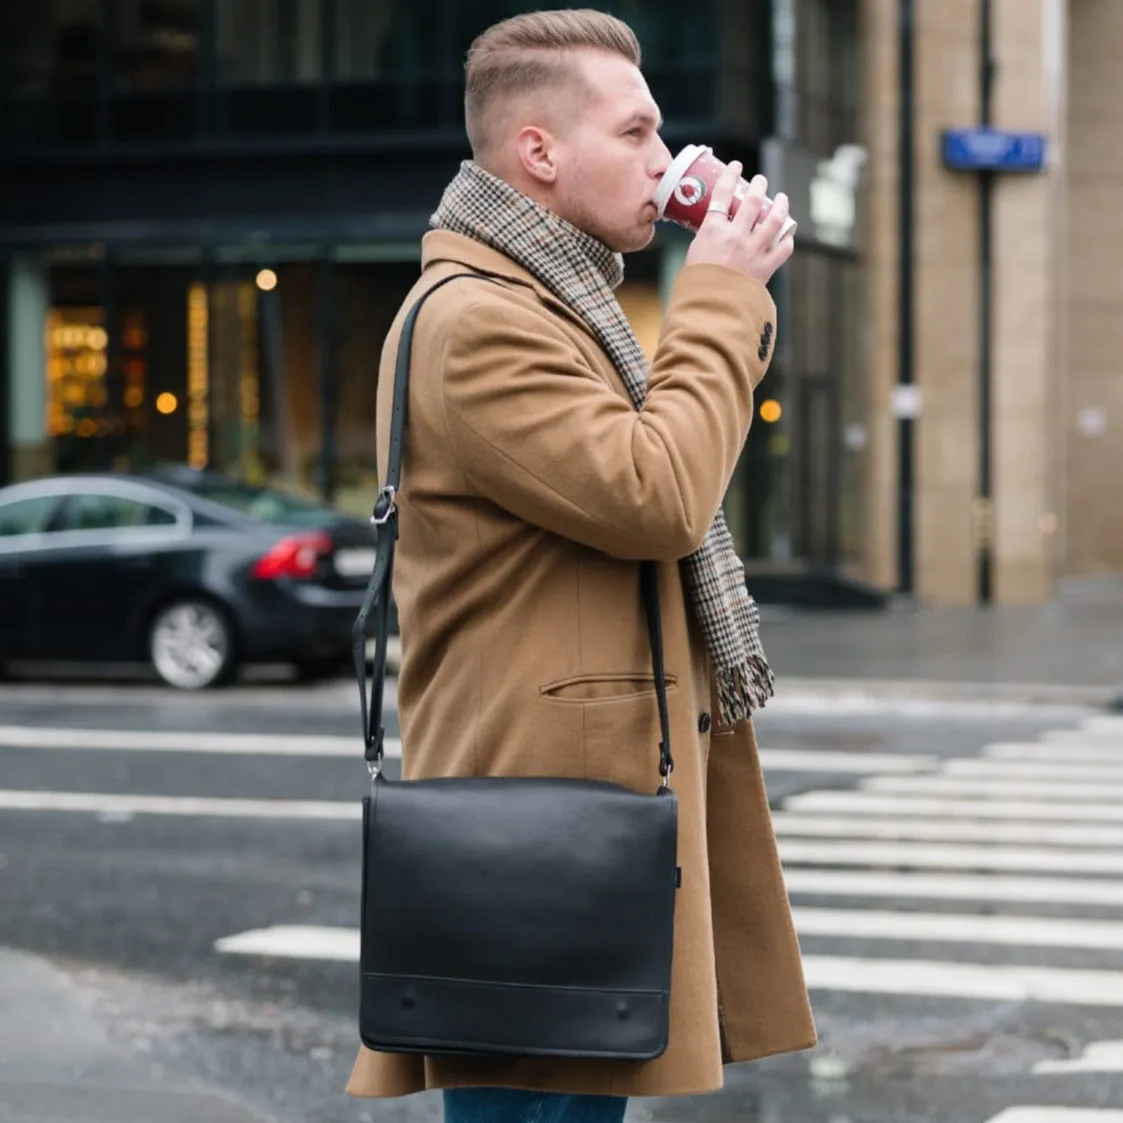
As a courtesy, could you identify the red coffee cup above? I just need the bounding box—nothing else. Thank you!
[654,144,797,247]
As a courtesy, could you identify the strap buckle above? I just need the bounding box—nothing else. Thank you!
[659,749,673,789]
[371,486,397,526]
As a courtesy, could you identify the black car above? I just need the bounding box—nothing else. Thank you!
[0,468,377,688]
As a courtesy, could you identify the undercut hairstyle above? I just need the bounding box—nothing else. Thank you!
[464,9,642,159]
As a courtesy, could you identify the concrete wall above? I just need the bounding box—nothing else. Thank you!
[1064,0,1123,577]
[861,0,1065,603]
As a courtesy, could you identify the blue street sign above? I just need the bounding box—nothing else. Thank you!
[941,128,1047,173]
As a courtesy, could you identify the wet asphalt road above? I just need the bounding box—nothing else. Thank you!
[1,675,1122,1123]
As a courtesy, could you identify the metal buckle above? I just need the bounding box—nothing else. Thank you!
[370,485,397,526]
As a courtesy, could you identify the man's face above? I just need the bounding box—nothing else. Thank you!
[550,51,673,253]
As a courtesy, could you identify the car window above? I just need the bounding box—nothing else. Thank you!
[178,479,336,527]
[57,493,178,532]
[0,495,59,537]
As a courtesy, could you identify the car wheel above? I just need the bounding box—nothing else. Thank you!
[149,599,237,690]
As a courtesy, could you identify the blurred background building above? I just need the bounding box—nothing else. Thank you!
[1,1,1116,607]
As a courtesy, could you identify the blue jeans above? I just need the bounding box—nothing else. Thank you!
[443,1088,628,1123]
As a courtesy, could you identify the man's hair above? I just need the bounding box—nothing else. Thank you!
[464,9,642,158]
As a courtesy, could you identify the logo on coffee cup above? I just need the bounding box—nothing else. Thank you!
[673,175,708,208]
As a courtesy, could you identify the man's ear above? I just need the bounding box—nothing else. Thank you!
[515,125,558,185]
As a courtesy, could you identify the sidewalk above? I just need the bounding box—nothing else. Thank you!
[380,582,1123,709]
[758,578,1123,708]
[0,948,276,1123]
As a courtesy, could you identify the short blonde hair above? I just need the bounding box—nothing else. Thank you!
[464,9,642,158]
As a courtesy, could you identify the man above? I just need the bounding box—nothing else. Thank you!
[347,9,816,1122]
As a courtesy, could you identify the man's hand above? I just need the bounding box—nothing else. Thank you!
[683,161,794,285]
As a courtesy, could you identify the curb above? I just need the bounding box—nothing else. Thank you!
[774,676,1117,709]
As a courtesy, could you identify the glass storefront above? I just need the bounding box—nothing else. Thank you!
[2,0,864,573]
[734,0,863,570]
[1,0,736,145]
[5,245,669,522]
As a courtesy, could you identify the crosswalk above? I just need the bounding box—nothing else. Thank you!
[5,711,1123,1120]
[213,711,1123,1121]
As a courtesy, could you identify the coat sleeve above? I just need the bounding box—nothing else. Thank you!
[439,263,777,561]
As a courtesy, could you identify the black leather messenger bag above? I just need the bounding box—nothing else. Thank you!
[351,273,679,1060]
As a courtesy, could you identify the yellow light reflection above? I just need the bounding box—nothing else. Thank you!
[760,399,783,423]
[156,391,178,415]
[187,282,209,468]
[124,386,144,408]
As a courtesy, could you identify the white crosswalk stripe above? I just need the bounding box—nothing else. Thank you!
[208,711,1123,1121]
[985,1111,1123,1123]
[5,709,1121,1120]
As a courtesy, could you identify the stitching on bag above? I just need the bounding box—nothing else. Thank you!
[362,972,665,996]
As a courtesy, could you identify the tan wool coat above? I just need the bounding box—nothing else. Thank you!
[347,230,816,1101]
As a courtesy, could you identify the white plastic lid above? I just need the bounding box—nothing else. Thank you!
[653,144,710,218]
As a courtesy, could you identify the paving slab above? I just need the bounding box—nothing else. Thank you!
[0,947,276,1123]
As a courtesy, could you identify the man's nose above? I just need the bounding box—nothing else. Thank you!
[651,137,673,179]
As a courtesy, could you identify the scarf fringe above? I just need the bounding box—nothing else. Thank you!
[715,657,775,728]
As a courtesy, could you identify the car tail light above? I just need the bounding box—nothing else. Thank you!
[250,532,332,580]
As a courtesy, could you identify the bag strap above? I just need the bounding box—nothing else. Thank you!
[352,272,674,788]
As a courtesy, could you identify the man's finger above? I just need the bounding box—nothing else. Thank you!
[730,174,769,232]
[701,161,745,227]
[751,192,791,245]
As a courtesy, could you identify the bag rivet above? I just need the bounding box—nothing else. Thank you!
[616,1001,630,1019]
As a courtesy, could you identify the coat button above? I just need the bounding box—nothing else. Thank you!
[698,712,712,734]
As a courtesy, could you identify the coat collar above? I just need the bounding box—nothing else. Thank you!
[419,229,613,362]
[421,229,566,311]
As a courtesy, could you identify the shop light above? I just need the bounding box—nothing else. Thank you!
[187,282,209,469]
[156,392,178,415]
[760,399,783,424]
[255,268,278,292]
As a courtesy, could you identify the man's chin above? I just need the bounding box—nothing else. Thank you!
[614,222,658,255]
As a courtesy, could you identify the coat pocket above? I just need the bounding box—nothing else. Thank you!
[540,672,679,703]
[577,688,675,791]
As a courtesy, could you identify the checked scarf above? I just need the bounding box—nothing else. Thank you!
[432,161,774,724]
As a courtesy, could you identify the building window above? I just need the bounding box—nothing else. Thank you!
[0,2,102,144]
[773,0,858,153]
[113,0,200,140]
[1,1,101,99]
[331,0,448,130]
[214,0,323,134]
[115,0,199,90]
[216,0,322,83]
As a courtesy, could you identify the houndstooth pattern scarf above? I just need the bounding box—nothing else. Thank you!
[432,161,773,724]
